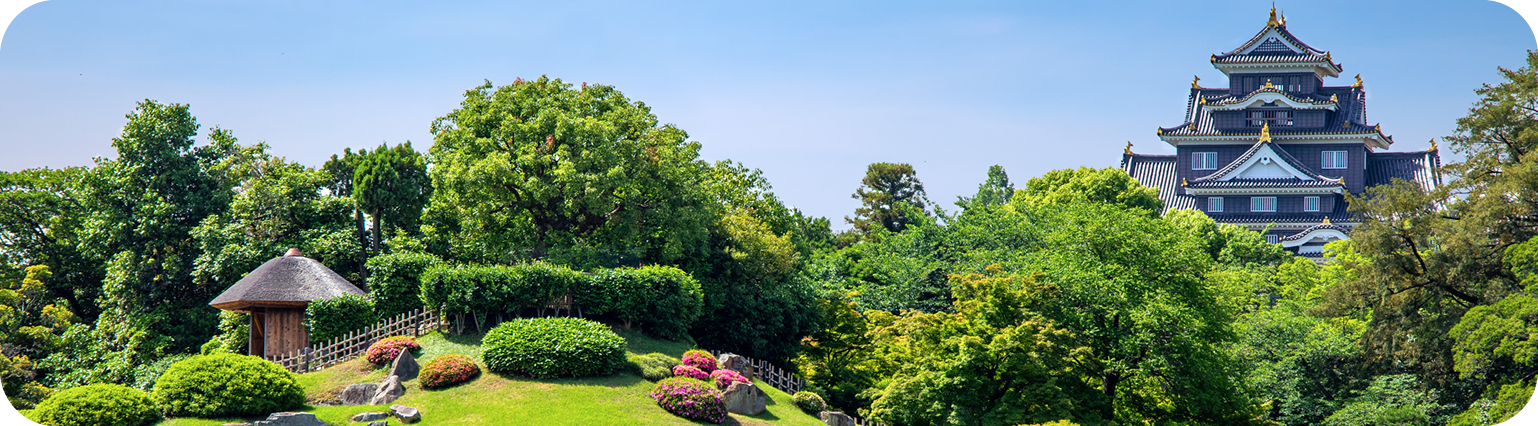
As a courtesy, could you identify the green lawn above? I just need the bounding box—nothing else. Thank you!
[151,326,825,426]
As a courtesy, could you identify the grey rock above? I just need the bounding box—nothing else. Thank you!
[370,375,406,405]
[819,411,857,426]
[391,404,421,424]
[388,349,420,381]
[368,422,388,426]
[252,412,326,426]
[717,353,755,380]
[220,423,253,426]
[339,383,380,406]
[721,381,767,415]
[351,411,390,422]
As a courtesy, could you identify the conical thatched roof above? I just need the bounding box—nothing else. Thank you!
[209,249,366,311]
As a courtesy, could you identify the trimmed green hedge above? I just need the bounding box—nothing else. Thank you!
[367,252,442,318]
[577,265,703,338]
[420,262,702,338]
[34,384,159,426]
[420,261,582,318]
[305,293,376,344]
[152,354,305,418]
[482,317,625,378]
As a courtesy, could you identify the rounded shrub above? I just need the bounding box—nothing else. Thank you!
[681,349,717,373]
[420,355,481,389]
[482,317,625,378]
[650,376,728,423]
[34,384,160,426]
[151,354,304,418]
[673,365,709,380]
[305,293,376,344]
[710,369,751,389]
[627,352,680,382]
[792,391,827,413]
[366,336,422,366]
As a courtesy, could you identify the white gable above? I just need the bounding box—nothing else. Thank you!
[1283,228,1348,251]
[1217,143,1315,182]
[1238,29,1304,55]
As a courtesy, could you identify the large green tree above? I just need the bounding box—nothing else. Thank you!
[955,165,1014,211]
[1013,166,1162,215]
[847,162,930,234]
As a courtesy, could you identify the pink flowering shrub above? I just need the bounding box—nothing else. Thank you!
[680,349,717,373]
[709,369,751,389]
[650,377,727,423]
[672,365,709,380]
[420,355,480,389]
[365,336,421,366]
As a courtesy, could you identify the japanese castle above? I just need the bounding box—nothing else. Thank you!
[1121,8,1441,257]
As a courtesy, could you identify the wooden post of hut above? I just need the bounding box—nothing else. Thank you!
[208,248,367,358]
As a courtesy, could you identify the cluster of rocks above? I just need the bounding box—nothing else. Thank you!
[335,350,419,406]
[715,353,767,416]
[221,412,325,426]
[349,405,421,424]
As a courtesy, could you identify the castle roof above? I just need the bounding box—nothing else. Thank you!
[209,249,365,311]
[1211,8,1343,77]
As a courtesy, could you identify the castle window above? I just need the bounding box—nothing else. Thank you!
[1304,196,1320,212]
[1208,197,1224,212]
[1288,76,1302,92]
[1322,151,1349,169]
[1247,110,1293,127]
[1192,152,1218,170]
[1251,196,1277,212]
[1266,234,1279,244]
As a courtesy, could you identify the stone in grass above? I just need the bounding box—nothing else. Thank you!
[388,349,420,381]
[721,381,766,415]
[370,375,406,405]
[717,353,755,380]
[339,383,379,406]
[252,412,326,426]
[391,404,422,424]
[351,411,390,422]
[819,411,857,426]
[368,422,388,426]
[220,423,253,426]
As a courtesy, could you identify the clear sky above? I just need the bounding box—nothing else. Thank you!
[0,0,1533,228]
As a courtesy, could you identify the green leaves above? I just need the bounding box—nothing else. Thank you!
[304,293,376,344]
[481,317,625,378]
[848,162,930,234]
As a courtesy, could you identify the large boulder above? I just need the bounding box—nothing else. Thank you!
[350,411,390,422]
[388,349,420,381]
[370,375,406,405]
[819,411,857,426]
[717,353,755,380]
[391,404,422,424]
[339,383,379,406]
[252,412,325,426]
[721,381,767,415]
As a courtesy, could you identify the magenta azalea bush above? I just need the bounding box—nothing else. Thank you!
[365,336,421,366]
[680,349,717,373]
[650,377,728,423]
[420,355,480,389]
[673,365,709,380]
[710,369,751,389]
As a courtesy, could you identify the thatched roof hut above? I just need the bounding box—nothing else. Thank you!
[210,248,366,357]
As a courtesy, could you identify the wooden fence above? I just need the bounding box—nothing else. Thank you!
[706,350,887,426]
[264,308,439,374]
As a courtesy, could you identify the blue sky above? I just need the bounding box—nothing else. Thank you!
[0,0,1533,228]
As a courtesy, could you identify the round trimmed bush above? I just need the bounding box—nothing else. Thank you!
[673,365,709,380]
[680,349,717,373]
[482,317,625,378]
[366,336,422,366]
[793,391,827,413]
[152,353,305,418]
[420,355,481,389]
[627,352,680,382]
[710,369,751,389]
[650,376,728,423]
[34,384,160,426]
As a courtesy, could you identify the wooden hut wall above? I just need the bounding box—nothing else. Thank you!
[264,308,309,357]
[249,310,266,356]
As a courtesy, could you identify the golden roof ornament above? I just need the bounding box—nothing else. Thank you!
[1322,216,1331,225]
[1264,79,1275,90]
[1124,141,1134,155]
[1259,122,1272,143]
[1329,94,1338,103]
[1182,177,1189,186]
[1430,139,1438,151]
[1198,96,1206,105]
[1157,127,1164,135]
[1279,9,1286,26]
[1353,74,1363,88]
[1268,5,1279,27]
[1192,75,1202,89]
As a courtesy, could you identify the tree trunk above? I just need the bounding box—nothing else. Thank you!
[1102,371,1121,421]
[354,208,368,281]
[370,209,383,255]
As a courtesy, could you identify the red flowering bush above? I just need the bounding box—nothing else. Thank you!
[680,349,716,373]
[420,355,480,389]
[650,377,727,423]
[365,336,421,366]
[672,365,709,380]
[709,369,750,389]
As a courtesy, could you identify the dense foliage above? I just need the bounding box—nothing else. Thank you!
[673,364,709,380]
[365,251,442,318]
[709,368,751,389]
[304,293,376,344]
[627,352,679,382]
[32,383,159,426]
[420,262,584,331]
[650,376,729,423]
[578,265,703,338]
[680,349,717,373]
[151,353,305,418]
[420,354,481,389]
[481,317,625,378]
[365,336,422,366]
[847,162,930,234]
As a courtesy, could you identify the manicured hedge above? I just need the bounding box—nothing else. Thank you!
[367,252,442,318]
[627,352,680,382]
[305,293,376,344]
[576,265,703,338]
[420,261,582,319]
[482,317,625,378]
[420,355,481,389]
[366,336,422,366]
[650,377,728,423]
[792,391,827,413]
[33,384,160,426]
[152,354,305,418]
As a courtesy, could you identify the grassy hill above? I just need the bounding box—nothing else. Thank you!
[134,327,826,426]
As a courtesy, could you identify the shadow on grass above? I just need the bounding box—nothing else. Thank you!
[440,330,486,346]
[485,369,650,389]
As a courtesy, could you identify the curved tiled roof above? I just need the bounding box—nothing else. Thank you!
[1121,153,1195,212]
[1280,222,1351,242]
[1211,20,1343,73]
[1367,150,1442,192]
[1159,86,1389,143]
[1207,84,1336,108]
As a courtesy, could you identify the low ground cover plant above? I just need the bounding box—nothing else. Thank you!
[710,369,750,389]
[792,391,827,413]
[627,352,680,381]
[650,376,728,423]
[33,383,160,426]
[152,353,305,418]
[366,336,422,366]
[420,354,481,389]
[482,317,625,378]
[680,349,717,373]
